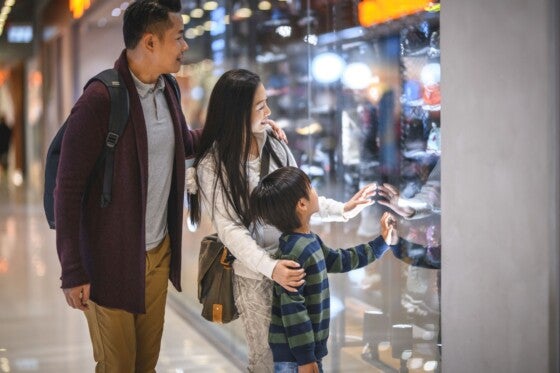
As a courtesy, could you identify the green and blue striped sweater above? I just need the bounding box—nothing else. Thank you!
[269,232,394,365]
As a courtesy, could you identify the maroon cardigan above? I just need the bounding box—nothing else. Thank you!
[55,50,200,314]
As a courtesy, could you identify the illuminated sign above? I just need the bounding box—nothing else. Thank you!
[69,0,91,19]
[358,0,436,27]
[7,23,32,43]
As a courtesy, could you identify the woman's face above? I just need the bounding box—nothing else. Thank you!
[250,83,271,134]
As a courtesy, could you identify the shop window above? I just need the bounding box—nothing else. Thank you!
[177,1,441,371]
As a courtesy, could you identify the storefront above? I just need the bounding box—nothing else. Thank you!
[167,1,442,371]
[47,0,443,370]
[29,0,560,372]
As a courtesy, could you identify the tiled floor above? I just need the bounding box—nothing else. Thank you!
[0,179,242,373]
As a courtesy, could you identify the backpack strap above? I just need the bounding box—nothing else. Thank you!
[86,69,130,208]
[84,71,179,208]
[163,73,181,102]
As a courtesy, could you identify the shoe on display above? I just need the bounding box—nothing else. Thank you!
[401,180,422,198]
[401,80,424,106]
[428,31,440,58]
[422,84,441,111]
[426,123,441,154]
[400,25,430,57]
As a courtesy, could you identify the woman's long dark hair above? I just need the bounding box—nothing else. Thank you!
[189,69,261,228]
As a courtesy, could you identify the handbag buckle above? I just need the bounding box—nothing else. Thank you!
[220,248,233,268]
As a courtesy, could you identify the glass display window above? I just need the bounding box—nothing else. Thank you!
[176,1,441,371]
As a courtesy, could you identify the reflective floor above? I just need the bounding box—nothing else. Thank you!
[0,176,241,373]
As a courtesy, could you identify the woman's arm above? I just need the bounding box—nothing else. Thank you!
[197,158,304,291]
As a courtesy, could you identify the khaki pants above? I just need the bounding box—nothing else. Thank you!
[84,235,171,373]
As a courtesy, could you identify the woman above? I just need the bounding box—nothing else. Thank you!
[187,69,374,372]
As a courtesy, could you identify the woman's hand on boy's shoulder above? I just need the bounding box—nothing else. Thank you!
[272,259,305,292]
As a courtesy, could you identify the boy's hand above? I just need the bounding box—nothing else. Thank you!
[342,183,376,219]
[298,362,320,373]
[381,211,399,245]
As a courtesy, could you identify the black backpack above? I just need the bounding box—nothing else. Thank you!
[43,69,180,229]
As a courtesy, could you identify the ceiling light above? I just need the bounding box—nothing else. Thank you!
[190,7,204,18]
[203,0,218,11]
[258,0,271,10]
[232,0,252,20]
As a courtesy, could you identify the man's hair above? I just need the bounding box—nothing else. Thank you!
[250,167,311,233]
[123,0,182,49]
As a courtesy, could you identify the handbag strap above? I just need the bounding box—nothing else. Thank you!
[260,136,289,179]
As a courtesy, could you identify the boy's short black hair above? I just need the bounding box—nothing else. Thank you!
[250,166,311,233]
[123,0,182,49]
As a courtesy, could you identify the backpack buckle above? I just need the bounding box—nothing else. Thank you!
[106,132,119,148]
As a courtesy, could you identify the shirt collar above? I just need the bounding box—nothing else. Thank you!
[129,69,165,98]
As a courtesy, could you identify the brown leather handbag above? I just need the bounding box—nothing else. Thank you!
[197,233,238,324]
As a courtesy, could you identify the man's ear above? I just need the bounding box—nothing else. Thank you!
[143,34,156,51]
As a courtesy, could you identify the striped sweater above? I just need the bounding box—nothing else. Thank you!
[269,232,393,365]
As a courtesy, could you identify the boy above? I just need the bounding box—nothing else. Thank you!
[250,166,399,373]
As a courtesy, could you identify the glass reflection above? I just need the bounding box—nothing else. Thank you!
[176,0,441,371]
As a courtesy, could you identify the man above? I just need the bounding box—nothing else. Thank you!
[54,0,198,371]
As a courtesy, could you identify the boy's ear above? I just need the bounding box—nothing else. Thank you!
[297,197,308,212]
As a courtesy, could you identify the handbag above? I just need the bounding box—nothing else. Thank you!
[197,233,238,323]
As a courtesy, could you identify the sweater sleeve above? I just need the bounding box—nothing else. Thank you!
[55,82,107,288]
[315,196,347,222]
[197,157,278,278]
[317,235,392,273]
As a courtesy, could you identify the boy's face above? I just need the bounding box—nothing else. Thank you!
[152,13,188,74]
[307,184,319,215]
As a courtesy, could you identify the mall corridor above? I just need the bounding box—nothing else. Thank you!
[0,179,242,373]
[0,0,558,371]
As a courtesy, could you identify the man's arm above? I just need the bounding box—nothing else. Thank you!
[55,83,108,290]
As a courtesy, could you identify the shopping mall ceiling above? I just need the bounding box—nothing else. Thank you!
[0,0,48,66]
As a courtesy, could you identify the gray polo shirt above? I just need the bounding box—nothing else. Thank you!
[130,71,175,250]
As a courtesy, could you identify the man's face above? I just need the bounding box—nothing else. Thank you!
[153,13,188,74]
